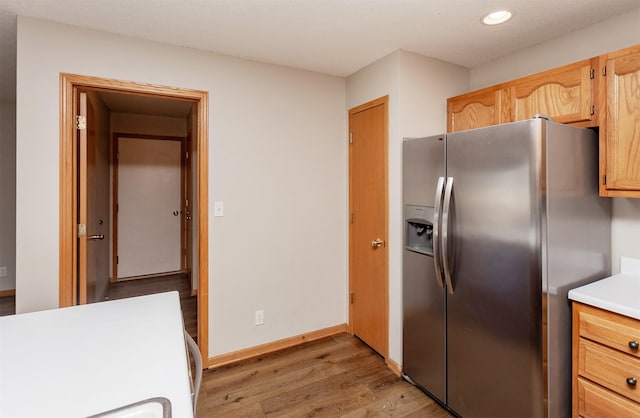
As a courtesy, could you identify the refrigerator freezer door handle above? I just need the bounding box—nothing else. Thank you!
[442,176,455,295]
[432,176,445,289]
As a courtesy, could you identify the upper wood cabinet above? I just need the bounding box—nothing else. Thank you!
[509,59,596,125]
[447,44,640,197]
[447,86,508,132]
[601,45,640,197]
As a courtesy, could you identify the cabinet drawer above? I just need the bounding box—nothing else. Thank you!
[578,378,640,418]
[577,304,640,358]
[578,339,640,402]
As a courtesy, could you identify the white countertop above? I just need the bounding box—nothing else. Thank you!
[0,291,193,418]
[569,256,640,320]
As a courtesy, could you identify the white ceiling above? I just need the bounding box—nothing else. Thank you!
[1,0,640,102]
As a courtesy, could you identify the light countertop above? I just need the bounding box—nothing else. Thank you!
[568,256,640,320]
[0,291,193,418]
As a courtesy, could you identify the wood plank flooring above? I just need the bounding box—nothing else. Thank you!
[105,273,197,340]
[0,295,15,317]
[197,333,453,418]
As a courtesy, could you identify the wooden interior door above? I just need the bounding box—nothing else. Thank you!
[77,92,110,304]
[349,96,389,357]
[183,131,193,276]
[86,93,111,303]
[77,91,89,304]
[116,136,183,278]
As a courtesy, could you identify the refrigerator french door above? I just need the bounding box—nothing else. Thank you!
[444,121,544,418]
[402,134,446,402]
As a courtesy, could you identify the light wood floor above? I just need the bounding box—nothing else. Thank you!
[196,333,453,418]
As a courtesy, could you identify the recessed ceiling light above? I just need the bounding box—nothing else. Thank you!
[482,10,513,25]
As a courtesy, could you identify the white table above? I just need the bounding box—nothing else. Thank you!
[0,291,193,417]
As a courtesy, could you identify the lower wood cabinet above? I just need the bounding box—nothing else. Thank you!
[573,303,640,418]
[577,378,640,418]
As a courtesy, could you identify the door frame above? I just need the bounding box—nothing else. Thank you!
[59,73,209,362]
[348,95,389,357]
[112,133,186,281]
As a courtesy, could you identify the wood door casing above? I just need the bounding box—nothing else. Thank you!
[348,96,389,358]
[60,73,210,365]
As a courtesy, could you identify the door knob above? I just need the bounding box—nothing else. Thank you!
[371,238,385,248]
[88,234,105,240]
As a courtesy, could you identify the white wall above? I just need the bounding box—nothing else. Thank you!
[471,7,640,274]
[0,101,16,291]
[346,50,469,365]
[16,17,347,358]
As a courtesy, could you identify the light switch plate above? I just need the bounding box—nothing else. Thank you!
[255,310,264,326]
[0,267,6,277]
[214,201,224,217]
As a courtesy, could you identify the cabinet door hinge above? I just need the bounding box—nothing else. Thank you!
[116,256,119,264]
[590,68,595,79]
[350,213,354,224]
[603,175,607,185]
[590,105,595,116]
[349,132,353,144]
[76,115,87,130]
[350,293,354,304]
[602,66,607,76]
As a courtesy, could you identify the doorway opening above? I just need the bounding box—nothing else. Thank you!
[59,73,209,362]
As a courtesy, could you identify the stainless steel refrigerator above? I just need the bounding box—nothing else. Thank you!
[402,118,611,418]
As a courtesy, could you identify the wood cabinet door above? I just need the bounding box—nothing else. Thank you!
[447,86,508,132]
[604,47,640,192]
[510,59,594,125]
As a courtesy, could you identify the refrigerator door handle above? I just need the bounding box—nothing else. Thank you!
[441,176,455,295]
[432,176,445,289]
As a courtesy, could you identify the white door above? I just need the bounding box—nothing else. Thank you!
[117,137,182,278]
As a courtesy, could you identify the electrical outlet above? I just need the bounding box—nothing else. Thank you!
[0,267,6,277]
[255,310,264,326]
